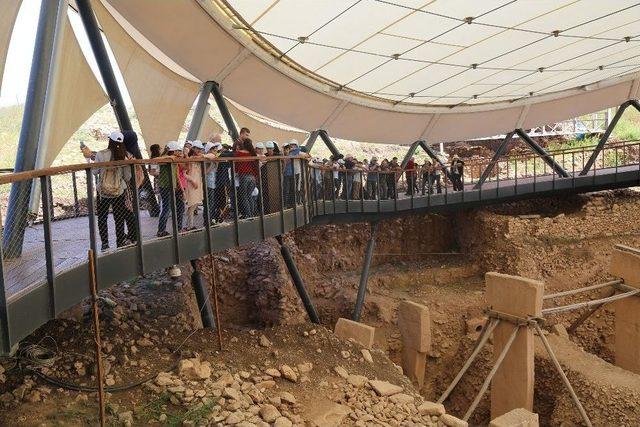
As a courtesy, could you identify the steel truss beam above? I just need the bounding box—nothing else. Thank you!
[473,131,515,189]
[418,140,458,179]
[275,235,320,323]
[317,130,342,158]
[77,0,158,216]
[353,221,378,321]
[514,128,570,178]
[580,99,640,175]
[77,0,131,132]
[210,82,239,143]
[186,81,216,142]
[303,130,320,153]
[400,141,420,170]
[4,0,67,258]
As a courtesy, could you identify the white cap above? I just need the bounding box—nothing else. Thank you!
[338,159,345,165]
[204,142,215,153]
[265,141,275,149]
[184,140,193,146]
[255,142,265,149]
[288,139,299,146]
[109,131,124,143]
[166,141,180,152]
[191,140,204,150]
[283,142,290,148]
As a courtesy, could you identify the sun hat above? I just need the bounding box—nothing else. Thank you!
[109,131,124,143]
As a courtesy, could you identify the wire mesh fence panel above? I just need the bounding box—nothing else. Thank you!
[1,179,48,296]
[48,171,92,297]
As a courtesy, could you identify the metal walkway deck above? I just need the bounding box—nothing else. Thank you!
[2,160,638,353]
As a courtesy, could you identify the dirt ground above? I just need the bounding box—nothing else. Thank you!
[2,189,640,426]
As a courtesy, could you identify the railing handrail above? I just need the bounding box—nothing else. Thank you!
[2,137,639,185]
[0,154,309,185]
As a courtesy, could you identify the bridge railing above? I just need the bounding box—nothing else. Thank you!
[1,141,640,353]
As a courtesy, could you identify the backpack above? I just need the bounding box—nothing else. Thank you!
[100,167,122,197]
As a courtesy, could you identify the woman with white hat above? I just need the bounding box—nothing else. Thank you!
[184,141,205,230]
[93,131,133,250]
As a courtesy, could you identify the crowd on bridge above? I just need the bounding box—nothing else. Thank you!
[84,129,465,251]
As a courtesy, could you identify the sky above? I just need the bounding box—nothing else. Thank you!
[0,0,132,107]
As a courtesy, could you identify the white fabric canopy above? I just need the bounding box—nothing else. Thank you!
[226,99,308,144]
[98,0,640,144]
[42,18,107,166]
[0,0,22,94]
[94,0,199,150]
[197,107,225,142]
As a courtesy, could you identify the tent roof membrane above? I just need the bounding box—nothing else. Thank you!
[102,1,640,144]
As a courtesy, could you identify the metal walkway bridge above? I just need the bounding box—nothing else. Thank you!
[0,140,639,354]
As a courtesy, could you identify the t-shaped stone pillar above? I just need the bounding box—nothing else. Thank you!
[398,300,431,387]
[610,247,640,373]
[485,272,544,420]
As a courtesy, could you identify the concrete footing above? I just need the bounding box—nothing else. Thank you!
[610,247,640,374]
[486,272,543,420]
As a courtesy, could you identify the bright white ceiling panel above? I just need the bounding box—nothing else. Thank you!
[476,0,576,27]
[319,51,389,86]
[221,0,640,109]
[349,59,430,94]
[516,1,639,34]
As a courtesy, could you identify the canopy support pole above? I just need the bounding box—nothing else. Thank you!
[4,0,67,258]
[515,129,569,178]
[77,0,159,215]
[580,100,640,175]
[304,130,320,153]
[318,130,341,158]
[76,0,131,132]
[186,81,216,142]
[419,140,454,181]
[276,235,320,323]
[474,131,515,189]
[400,141,421,170]
[353,221,379,322]
[211,82,239,143]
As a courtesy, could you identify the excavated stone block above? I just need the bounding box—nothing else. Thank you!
[489,408,539,427]
[334,318,375,349]
[486,272,543,420]
[610,247,640,288]
[610,248,640,374]
[398,300,431,353]
[401,347,427,388]
[485,272,544,317]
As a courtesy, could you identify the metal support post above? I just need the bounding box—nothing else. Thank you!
[304,130,320,153]
[275,235,320,323]
[419,140,454,181]
[4,0,67,257]
[186,81,216,142]
[190,260,216,329]
[580,100,640,175]
[76,0,131,132]
[400,141,421,170]
[318,130,341,158]
[515,129,569,177]
[353,221,379,322]
[77,0,159,216]
[211,82,239,143]
[474,131,515,189]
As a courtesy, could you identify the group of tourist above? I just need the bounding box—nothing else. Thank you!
[89,128,465,251]
[309,154,465,200]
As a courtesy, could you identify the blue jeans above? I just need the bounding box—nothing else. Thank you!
[158,187,184,233]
